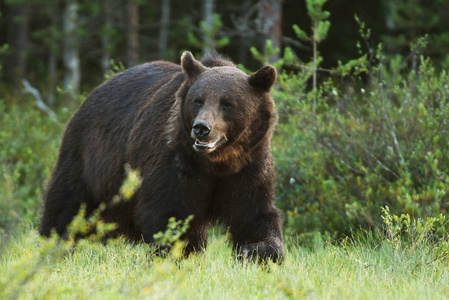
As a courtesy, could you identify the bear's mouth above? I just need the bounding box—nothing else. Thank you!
[193,137,226,153]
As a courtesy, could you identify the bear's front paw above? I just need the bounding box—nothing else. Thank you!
[238,242,284,264]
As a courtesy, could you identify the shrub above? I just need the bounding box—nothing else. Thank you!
[273,53,449,239]
[0,100,68,230]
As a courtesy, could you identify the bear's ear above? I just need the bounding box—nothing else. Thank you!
[248,66,277,92]
[181,51,206,81]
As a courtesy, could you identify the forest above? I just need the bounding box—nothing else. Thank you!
[1,0,449,98]
[1,0,449,298]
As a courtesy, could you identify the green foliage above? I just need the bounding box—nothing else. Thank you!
[0,44,8,74]
[335,15,378,79]
[292,24,308,42]
[264,8,449,241]
[0,101,67,230]
[273,47,449,239]
[250,40,298,70]
[258,0,331,73]
[187,13,229,53]
[116,163,142,201]
[104,59,126,79]
[293,0,331,44]
[200,14,229,49]
[382,0,449,68]
[290,0,331,128]
[66,203,118,242]
[0,9,7,84]
[381,206,448,259]
[153,215,193,250]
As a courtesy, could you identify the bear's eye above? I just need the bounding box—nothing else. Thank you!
[193,98,204,107]
[221,101,233,110]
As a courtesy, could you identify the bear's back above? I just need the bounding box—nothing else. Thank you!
[81,61,182,118]
[60,61,185,201]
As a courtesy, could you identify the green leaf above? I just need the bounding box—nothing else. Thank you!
[316,20,331,42]
[293,24,309,41]
[283,47,296,65]
[216,37,229,48]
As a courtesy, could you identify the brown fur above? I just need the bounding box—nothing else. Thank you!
[40,51,284,263]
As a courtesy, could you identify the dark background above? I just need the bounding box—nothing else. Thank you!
[1,0,448,99]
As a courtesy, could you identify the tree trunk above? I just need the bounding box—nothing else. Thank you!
[47,0,59,105]
[238,0,252,64]
[47,42,57,105]
[5,3,30,87]
[126,0,139,67]
[259,0,283,64]
[203,0,215,55]
[159,0,171,59]
[102,0,113,75]
[63,0,80,95]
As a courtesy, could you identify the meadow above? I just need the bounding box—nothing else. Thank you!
[1,223,448,299]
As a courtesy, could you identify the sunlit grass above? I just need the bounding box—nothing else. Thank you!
[1,226,448,299]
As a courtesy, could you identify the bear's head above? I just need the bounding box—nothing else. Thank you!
[173,51,277,168]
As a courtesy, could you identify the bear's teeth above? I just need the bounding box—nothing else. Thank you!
[195,139,218,147]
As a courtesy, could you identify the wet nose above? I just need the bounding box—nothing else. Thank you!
[192,122,211,138]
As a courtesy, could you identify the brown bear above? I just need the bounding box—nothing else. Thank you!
[39,51,284,263]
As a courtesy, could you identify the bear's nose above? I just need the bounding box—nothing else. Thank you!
[192,122,211,138]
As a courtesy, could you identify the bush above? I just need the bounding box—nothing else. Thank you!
[273,54,449,239]
[0,99,69,230]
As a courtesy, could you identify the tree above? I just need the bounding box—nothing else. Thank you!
[202,0,215,54]
[159,0,171,59]
[101,0,114,75]
[4,1,30,88]
[126,0,139,67]
[235,0,254,63]
[382,0,449,65]
[258,0,282,64]
[63,0,80,95]
[47,0,60,105]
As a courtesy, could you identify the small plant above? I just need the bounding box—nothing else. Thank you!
[336,15,378,79]
[152,215,194,258]
[187,13,229,54]
[293,0,330,92]
[68,163,142,241]
[66,203,117,242]
[290,0,331,146]
[250,40,297,70]
[113,163,142,203]
[104,59,126,79]
[381,206,448,261]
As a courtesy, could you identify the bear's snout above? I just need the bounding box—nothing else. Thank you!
[191,120,227,153]
[192,121,211,138]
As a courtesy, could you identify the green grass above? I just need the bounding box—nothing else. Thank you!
[1,226,448,299]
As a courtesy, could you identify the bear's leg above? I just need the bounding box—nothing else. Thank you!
[183,223,208,256]
[39,161,94,238]
[215,165,284,263]
[230,208,284,264]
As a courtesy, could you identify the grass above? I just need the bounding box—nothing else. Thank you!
[1,225,448,299]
